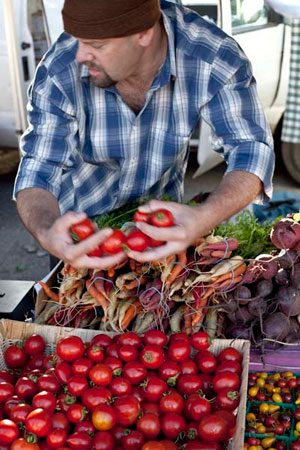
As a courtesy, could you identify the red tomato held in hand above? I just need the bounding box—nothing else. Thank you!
[70,218,95,241]
[88,246,103,257]
[101,229,127,255]
[133,211,150,223]
[24,334,46,356]
[126,229,150,252]
[149,209,174,227]
[56,336,85,362]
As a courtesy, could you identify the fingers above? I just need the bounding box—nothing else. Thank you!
[127,241,185,262]
[137,199,178,213]
[55,211,88,232]
[67,228,113,260]
[135,221,187,241]
[73,251,127,270]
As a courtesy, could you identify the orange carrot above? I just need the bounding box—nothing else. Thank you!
[216,274,244,290]
[86,278,109,312]
[125,276,148,290]
[129,259,136,272]
[191,286,215,328]
[121,301,142,329]
[107,267,116,278]
[212,263,247,285]
[210,250,232,258]
[184,304,192,335]
[165,251,187,287]
[38,281,59,302]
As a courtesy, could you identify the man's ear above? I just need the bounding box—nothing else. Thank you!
[137,26,155,47]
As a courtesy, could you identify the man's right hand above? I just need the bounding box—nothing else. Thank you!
[38,211,127,269]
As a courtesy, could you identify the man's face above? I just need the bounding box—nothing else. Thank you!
[76,35,142,87]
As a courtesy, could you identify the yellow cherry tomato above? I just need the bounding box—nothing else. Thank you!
[294,430,300,438]
[296,421,300,432]
[249,386,259,397]
[268,404,280,414]
[295,396,300,405]
[283,371,294,378]
[272,373,281,381]
[257,378,266,388]
[272,393,283,403]
[257,372,268,379]
[272,387,281,393]
[293,212,300,222]
[265,383,275,394]
[261,438,276,449]
[259,403,270,414]
[257,425,267,434]
[249,446,259,450]
[246,412,256,422]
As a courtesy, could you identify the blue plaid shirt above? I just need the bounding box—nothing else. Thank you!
[14,1,274,216]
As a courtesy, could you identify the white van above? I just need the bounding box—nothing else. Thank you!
[0,0,296,180]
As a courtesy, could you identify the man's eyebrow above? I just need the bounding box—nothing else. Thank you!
[79,39,107,45]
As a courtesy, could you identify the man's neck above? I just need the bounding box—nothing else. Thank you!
[117,22,168,93]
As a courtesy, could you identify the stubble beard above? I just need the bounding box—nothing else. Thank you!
[86,62,117,88]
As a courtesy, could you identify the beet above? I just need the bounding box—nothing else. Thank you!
[277,286,300,316]
[277,249,298,270]
[270,218,300,250]
[290,263,300,289]
[255,279,273,298]
[275,268,290,287]
[233,286,252,304]
[247,297,268,317]
[255,254,278,280]
[226,322,252,340]
[263,312,290,340]
[235,306,254,323]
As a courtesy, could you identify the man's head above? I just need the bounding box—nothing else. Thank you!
[62,0,161,87]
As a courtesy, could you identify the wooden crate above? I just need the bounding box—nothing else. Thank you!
[0,319,250,450]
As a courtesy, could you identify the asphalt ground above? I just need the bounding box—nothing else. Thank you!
[1,152,300,283]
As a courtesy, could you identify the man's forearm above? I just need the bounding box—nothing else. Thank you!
[16,188,61,246]
[197,170,263,235]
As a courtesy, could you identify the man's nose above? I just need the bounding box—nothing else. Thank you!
[76,42,93,64]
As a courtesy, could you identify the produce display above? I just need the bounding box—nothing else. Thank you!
[36,208,300,349]
[0,330,245,449]
[244,371,300,449]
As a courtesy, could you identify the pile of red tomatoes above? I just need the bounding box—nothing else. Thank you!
[0,330,243,449]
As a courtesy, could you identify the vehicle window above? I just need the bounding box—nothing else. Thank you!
[183,4,218,23]
[231,0,268,30]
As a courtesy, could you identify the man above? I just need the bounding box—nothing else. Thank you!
[14,0,274,269]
